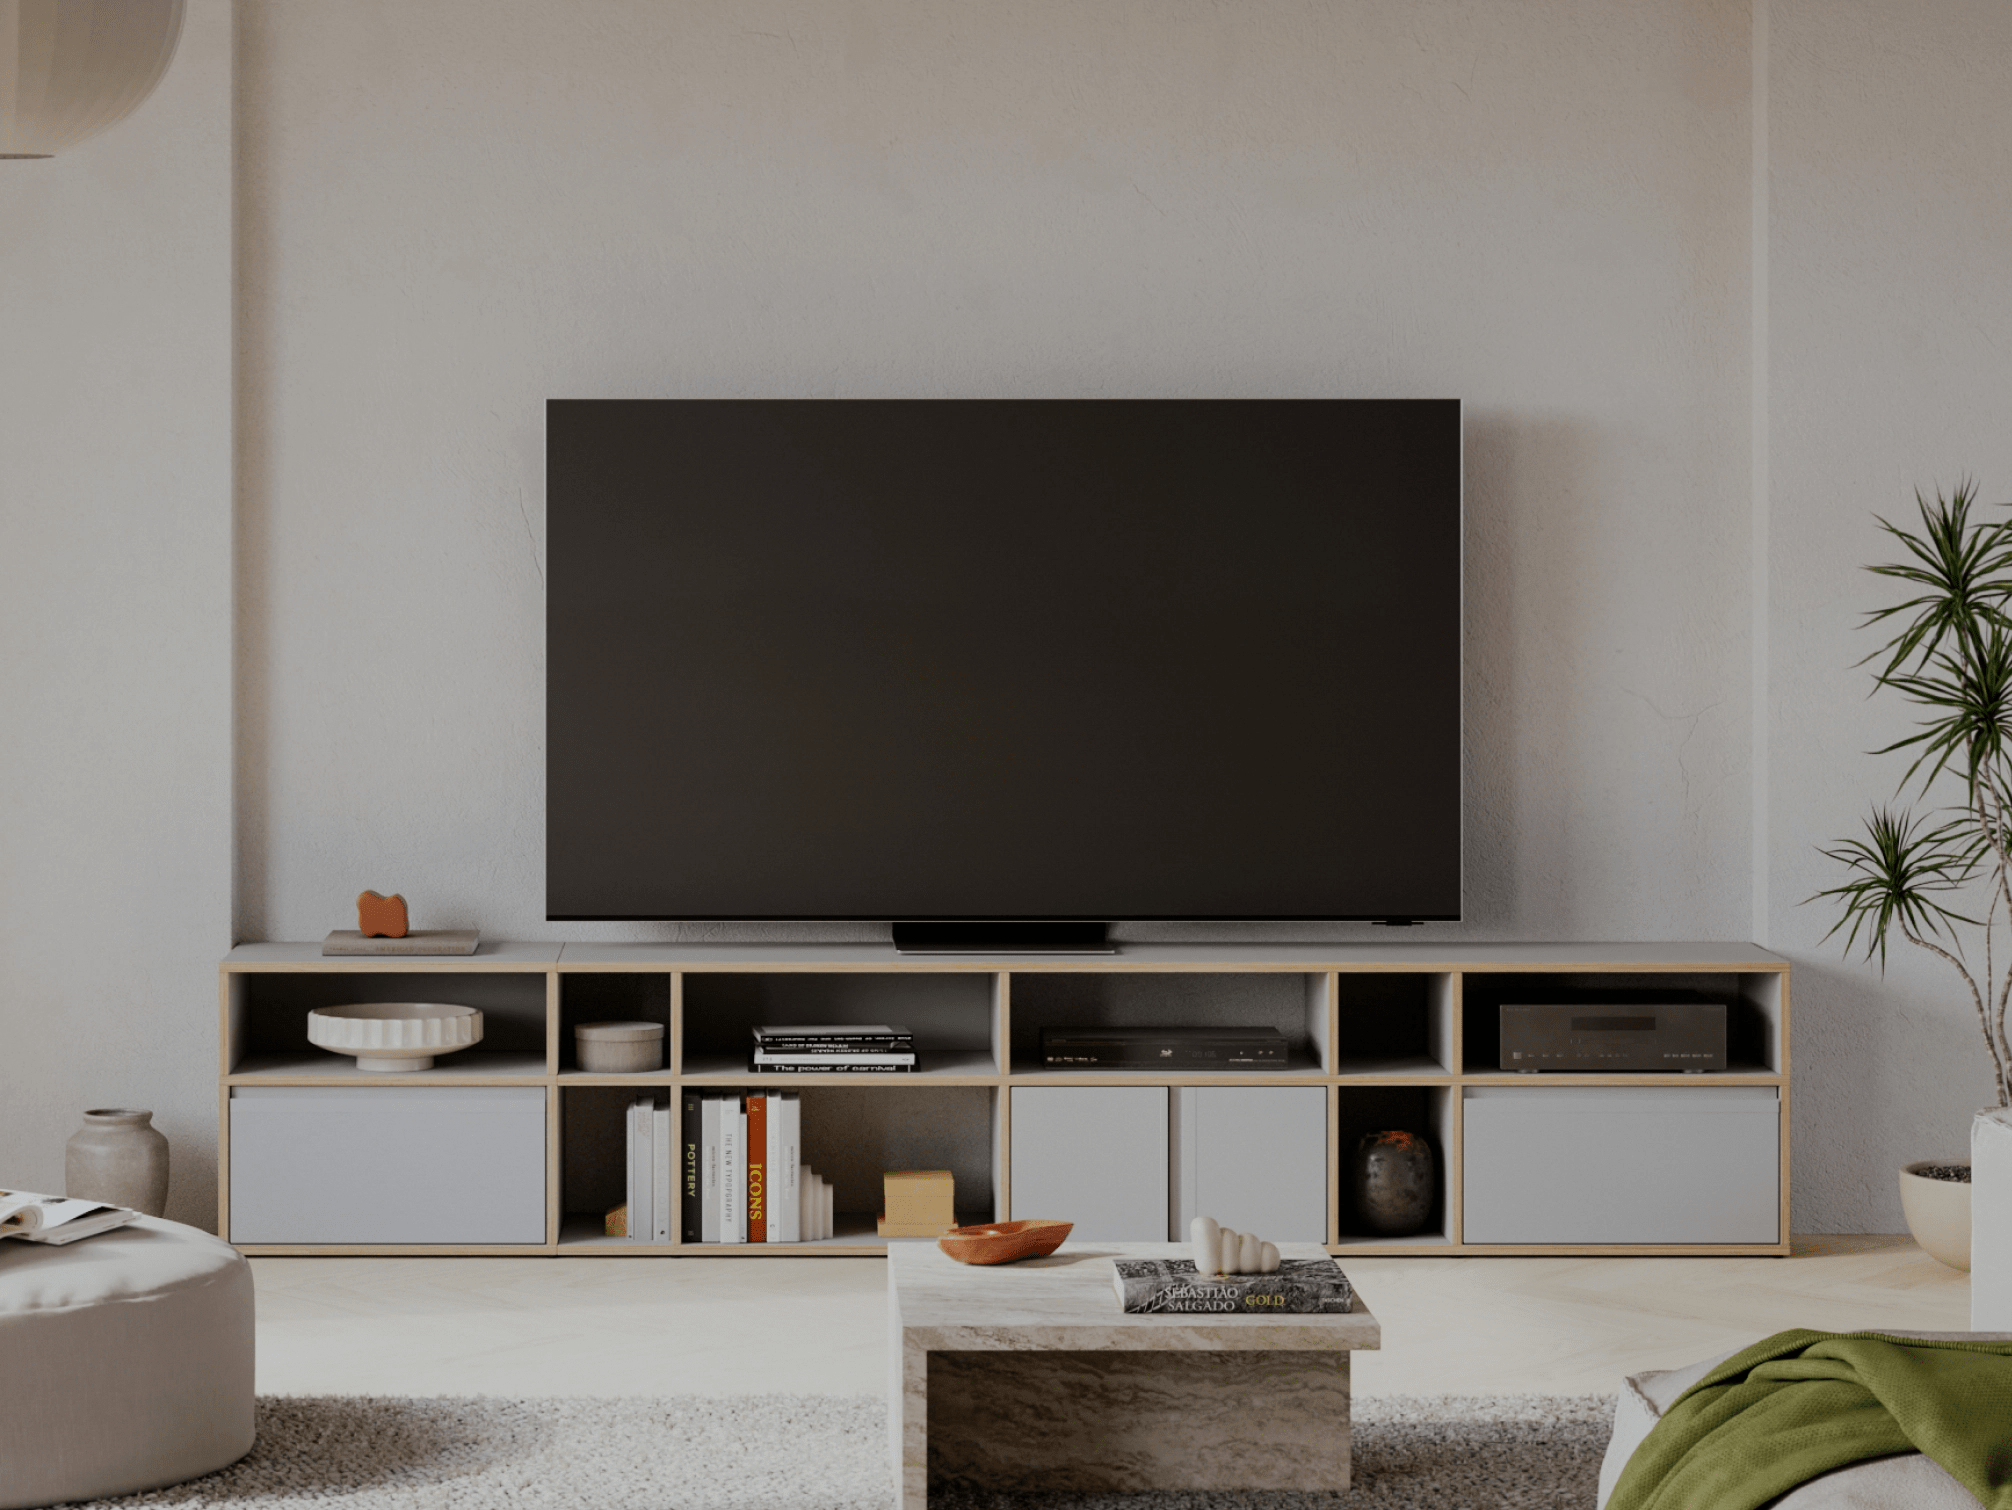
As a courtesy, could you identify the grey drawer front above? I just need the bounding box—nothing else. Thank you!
[230,1087,547,1244]
[1462,1087,1779,1245]
[1172,1085,1328,1243]
[1010,1086,1168,1240]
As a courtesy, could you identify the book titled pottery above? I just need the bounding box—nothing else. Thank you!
[1112,1256,1355,1315]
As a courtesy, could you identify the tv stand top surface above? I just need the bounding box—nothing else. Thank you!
[222,940,1788,971]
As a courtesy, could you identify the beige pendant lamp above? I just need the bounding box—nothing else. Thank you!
[1,0,185,159]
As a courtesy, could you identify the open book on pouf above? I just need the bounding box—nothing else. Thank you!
[0,1191,138,1246]
[1113,1255,1355,1315]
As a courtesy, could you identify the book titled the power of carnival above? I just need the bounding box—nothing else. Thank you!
[1111,1256,1355,1315]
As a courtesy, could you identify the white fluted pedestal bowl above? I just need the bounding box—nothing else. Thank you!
[306,1003,483,1072]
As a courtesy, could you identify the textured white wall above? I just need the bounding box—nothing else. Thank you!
[0,1,233,1225]
[234,0,1755,949]
[1769,0,2012,1229]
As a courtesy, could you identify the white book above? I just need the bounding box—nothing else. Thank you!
[653,1095,672,1243]
[700,1095,721,1244]
[628,1094,653,1244]
[736,1107,750,1242]
[775,1093,800,1242]
[799,1164,815,1244]
[624,1098,637,1237]
[720,1099,744,1244]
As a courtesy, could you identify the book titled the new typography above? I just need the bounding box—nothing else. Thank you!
[1111,1256,1355,1315]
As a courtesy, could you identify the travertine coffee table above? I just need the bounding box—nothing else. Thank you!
[887,1241,1379,1506]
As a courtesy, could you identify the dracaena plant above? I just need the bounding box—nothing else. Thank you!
[1814,480,2012,1107]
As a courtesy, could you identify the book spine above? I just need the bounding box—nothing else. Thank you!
[747,1092,768,1242]
[700,1095,721,1244]
[752,1052,917,1066]
[776,1092,800,1242]
[625,1097,639,1242]
[681,1092,702,1244]
[653,1095,672,1243]
[1116,1279,1354,1315]
[752,1040,914,1053]
[719,1099,741,1243]
[630,1094,654,1245]
[748,1062,917,1074]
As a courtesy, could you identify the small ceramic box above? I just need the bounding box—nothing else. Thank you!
[574,1021,665,1073]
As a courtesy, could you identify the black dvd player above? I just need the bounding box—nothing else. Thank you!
[1499,994,1727,1072]
[1040,1025,1291,1068]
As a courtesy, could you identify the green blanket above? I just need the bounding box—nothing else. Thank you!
[1608,1330,2012,1510]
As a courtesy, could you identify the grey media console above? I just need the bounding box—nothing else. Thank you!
[217,941,1791,1256]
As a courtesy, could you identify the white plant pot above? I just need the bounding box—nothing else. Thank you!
[1899,1161,1972,1271]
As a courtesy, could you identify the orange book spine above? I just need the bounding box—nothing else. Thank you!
[746,1093,767,1242]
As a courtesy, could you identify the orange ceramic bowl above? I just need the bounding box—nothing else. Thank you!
[938,1219,1073,1265]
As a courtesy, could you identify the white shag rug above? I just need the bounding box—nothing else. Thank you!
[75,1393,1613,1508]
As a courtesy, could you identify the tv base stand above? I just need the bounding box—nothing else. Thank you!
[892,921,1115,954]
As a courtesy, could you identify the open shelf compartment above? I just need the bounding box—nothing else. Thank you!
[223,969,550,1080]
[557,971,670,1075]
[557,1083,996,1250]
[1007,971,1331,1076]
[1333,1084,1455,1246]
[1332,971,1456,1077]
[679,970,1000,1079]
[1460,971,1785,1077]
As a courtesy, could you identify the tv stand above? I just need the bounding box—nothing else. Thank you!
[217,940,1788,1256]
[891,921,1115,954]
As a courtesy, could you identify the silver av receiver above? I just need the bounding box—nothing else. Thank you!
[1499,998,1726,1072]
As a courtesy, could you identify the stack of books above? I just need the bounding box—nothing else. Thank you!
[750,1024,916,1073]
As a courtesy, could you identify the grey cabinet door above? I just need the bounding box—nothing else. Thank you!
[1461,1087,1780,1244]
[1009,1086,1167,1240]
[230,1087,547,1244]
[1171,1085,1328,1243]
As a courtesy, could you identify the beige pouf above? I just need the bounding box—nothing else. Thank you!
[0,1216,254,1509]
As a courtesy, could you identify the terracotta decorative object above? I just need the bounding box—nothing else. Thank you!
[1351,1129,1435,1236]
[306,1002,483,1072]
[356,890,410,938]
[938,1218,1073,1265]
[65,1108,170,1216]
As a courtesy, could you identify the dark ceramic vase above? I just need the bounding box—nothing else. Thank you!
[1352,1129,1434,1236]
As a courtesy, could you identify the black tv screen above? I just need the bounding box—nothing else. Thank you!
[547,399,1461,924]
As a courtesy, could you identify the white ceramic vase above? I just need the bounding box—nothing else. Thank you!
[1899,1160,1972,1271]
[66,1108,170,1216]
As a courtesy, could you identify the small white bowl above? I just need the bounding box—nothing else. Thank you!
[575,1020,665,1073]
[307,1002,484,1072]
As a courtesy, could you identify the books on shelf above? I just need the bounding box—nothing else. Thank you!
[750,1024,917,1073]
[624,1092,672,1243]
[680,1092,807,1243]
[0,1191,137,1246]
[614,1090,848,1244]
[1111,1256,1355,1315]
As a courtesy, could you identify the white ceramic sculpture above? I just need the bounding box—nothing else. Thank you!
[306,1002,483,1072]
[1189,1215,1281,1275]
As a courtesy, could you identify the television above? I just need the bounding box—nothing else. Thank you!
[547,398,1461,948]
